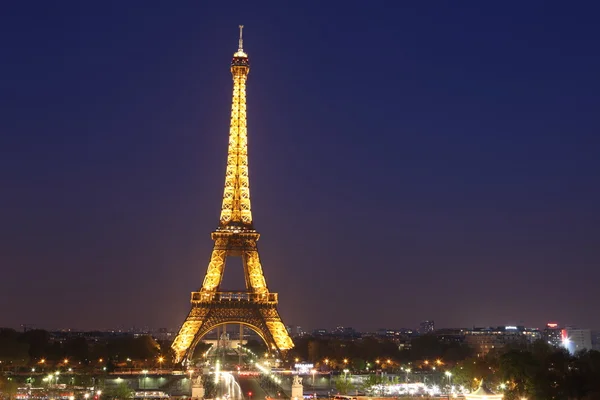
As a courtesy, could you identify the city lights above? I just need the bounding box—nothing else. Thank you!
[3,17,597,400]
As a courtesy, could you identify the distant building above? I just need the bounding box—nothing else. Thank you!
[332,326,360,339]
[418,320,435,335]
[592,331,600,351]
[435,328,467,345]
[465,326,540,356]
[398,338,412,351]
[376,328,414,338]
[542,323,562,348]
[153,328,173,341]
[562,328,592,355]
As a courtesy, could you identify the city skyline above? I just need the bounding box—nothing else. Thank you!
[1,2,599,332]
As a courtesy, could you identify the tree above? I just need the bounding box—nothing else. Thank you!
[64,337,89,361]
[500,350,537,399]
[19,330,52,360]
[333,376,355,395]
[0,377,19,400]
[0,329,29,365]
[243,340,266,356]
[360,373,384,393]
[105,335,160,361]
[102,382,133,400]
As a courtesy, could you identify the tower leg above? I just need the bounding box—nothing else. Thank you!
[239,323,243,366]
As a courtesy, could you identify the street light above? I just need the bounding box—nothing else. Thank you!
[311,369,316,385]
[343,369,349,381]
[445,371,453,394]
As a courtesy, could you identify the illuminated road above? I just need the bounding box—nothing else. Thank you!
[236,375,271,400]
[214,371,245,400]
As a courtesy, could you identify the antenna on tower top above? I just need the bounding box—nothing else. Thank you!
[238,25,244,52]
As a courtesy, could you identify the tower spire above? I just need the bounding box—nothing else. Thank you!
[238,24,244,52]
[220,26,251,227]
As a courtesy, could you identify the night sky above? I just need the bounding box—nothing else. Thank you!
[1,1,599,333]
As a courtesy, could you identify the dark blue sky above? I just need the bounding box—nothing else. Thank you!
[1,1,599,332]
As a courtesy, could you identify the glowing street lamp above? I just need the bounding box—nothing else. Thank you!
[445,371,452,393]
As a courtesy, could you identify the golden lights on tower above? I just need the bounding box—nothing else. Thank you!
[170,26,294,364]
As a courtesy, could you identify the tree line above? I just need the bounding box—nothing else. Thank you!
[0,328,168,367]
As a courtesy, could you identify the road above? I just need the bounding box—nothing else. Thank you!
[237,375,274,400]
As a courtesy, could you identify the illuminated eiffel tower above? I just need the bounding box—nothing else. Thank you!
[171,26,294,364]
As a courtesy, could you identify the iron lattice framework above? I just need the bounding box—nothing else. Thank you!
[171,26,294,364]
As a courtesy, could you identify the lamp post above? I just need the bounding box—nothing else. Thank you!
[343,369,349,381]
[445,371,452,397]
[311,369,316,386]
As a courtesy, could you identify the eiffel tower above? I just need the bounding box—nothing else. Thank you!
[171,26,294,364]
